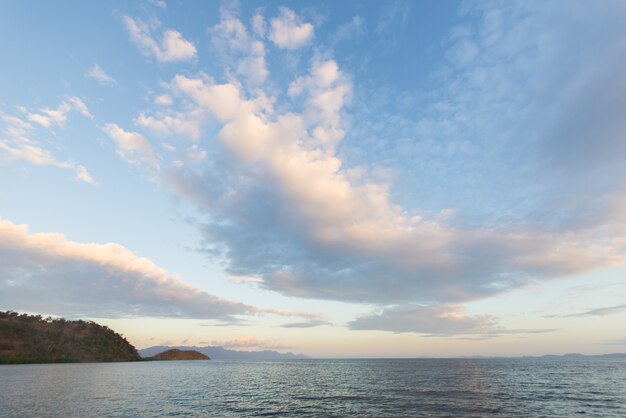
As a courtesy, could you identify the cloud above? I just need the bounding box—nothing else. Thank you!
[0,219,324,323]
[150,0,166,9]
[102,123,160,170]
[251,13,265,37]
[27,96,92,128]
[74,164,95,184]
[0,218,249,319]
[375,0,411,46]
[210,9,268,85]
[123,15,196,62]
[159,58,626,306]
[210,335,294,350]
[154,95,173,106]
[349,304,554,337]
[115,2,626,333]
[281,319,329,328]
[0,111,95,184]
[85,64,116,85]
[330,16,366,45]
[136,110,203,141]
[135,73,245,141]
[268,7,313,49]
[547,304,626,318]
[65,96,93,119]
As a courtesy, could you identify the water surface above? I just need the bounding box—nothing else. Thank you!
[1,358,625,417]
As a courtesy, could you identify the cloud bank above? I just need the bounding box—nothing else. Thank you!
[117,4,626,316]
[114,2,626,334]
[0,218,326,327]
[348,304,554,338]
[0,219,250,319]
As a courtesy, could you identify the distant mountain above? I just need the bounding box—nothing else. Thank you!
[149,348,209,361]
[139,345,311,360]
[0,311,140,364]
[535,353,626,359]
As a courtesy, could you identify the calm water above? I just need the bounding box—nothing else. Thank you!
[1,359,625,417]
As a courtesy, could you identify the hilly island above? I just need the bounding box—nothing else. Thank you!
[147,348,210,361]
[0,311,140,364]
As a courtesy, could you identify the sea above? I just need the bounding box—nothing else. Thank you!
[1,358,625,417]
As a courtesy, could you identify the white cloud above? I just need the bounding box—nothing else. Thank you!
[74,164,96,185]
[123,15,196,62]
[136,110,203,141]
[27,102,71,128]
[0,219,325,322]
[251,14,265,37]
[135,73,245,141]
[268,7,314,49]
[168,75,243,122]
[102,123,160,170]
[0,218,248,319]
[210,10,268,84]
[65,96,93,119]
[210,335,294,350]
[159,57,626,307]
[150,0,167,9]
[154,94,173,106]
[27,96,92,128]
[0,112,95,184]
[85,64,116,85]
[120,2,626,332]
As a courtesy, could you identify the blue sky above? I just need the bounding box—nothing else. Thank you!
[1,0,626,357]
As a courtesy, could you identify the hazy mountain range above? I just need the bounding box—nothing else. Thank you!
[139,345,311,360]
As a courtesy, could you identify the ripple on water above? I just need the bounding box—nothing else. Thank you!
[0,359,625,417]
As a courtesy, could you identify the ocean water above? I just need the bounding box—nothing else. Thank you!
[1,358,625,417]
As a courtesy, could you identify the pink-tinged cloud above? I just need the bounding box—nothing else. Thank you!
[211,335,294,350]
[0,219,322,324]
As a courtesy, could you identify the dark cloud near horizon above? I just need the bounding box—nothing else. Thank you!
[348,304,556,337]
[546,304,626,319]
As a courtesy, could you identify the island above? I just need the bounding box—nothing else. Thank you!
[0,311,140,364]
[147,348,210,361]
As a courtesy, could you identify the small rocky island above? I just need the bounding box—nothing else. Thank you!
[148,348,210,361]
[0,311,140,364]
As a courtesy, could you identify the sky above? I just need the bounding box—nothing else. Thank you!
[1,0,626,358]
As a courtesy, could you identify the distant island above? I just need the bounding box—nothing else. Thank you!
[0,311,140,364]
[140,345,311,360]
[147,348,209,361]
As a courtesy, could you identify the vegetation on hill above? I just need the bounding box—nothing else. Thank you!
[149,348,210,360]
[0,311,140,364]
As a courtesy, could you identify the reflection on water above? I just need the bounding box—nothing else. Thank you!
[1,358,625,417]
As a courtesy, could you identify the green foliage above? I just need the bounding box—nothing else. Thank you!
[0,311,141,364]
